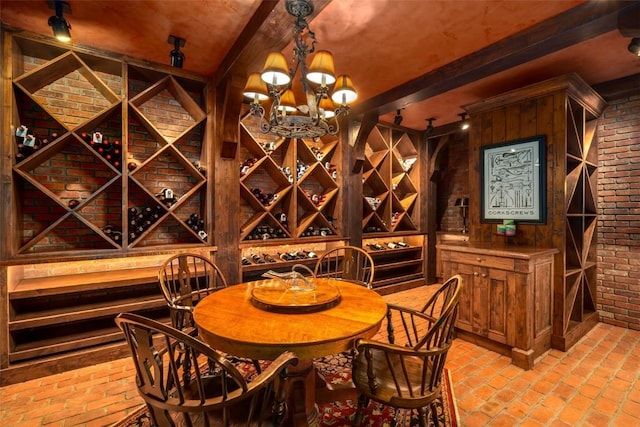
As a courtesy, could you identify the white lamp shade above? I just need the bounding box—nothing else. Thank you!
[243,73,269,101]
[319,97,336,118]
[261,52,291,86]
[331,74,357,105]
[307,50,336,85]
[277,89,298,112]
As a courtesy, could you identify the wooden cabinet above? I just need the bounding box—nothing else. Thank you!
[439,243,557,369]
[463,74,606,351]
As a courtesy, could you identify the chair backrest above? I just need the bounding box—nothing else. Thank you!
[313,245,375,288]
[115,313,297,427]
[158,253,228,330]
[352,275,463,417]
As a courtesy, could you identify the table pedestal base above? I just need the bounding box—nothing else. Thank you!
[286,359,320,427]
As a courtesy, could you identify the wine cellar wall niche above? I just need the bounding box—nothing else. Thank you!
[10,38,209,255]
[239,113,341,241]
[363,124,420,234]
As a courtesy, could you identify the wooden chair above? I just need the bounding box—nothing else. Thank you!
[158,253,228,332]
[313,246,375,388]
[351,275,462,427]
[115,313,298,427]
[158,253,262,375]
[313,245,375,288]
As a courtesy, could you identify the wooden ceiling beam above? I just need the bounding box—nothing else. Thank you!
[593,73,640,101]
[214,0,332,87]
[352,1,635,118]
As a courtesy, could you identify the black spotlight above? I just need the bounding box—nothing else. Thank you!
[458,113,470,131]
[48,0,71,42]
[168,35,186,68]
[394,109,404,126]
[425,117,435,134]
[628,38,640,56]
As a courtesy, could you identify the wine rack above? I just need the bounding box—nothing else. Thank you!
[363,235,425,292]
[1,33,213,383]
[9,39,209,255]
[362,124,420,234]
[563,97,599,343]
[239,114,341,242]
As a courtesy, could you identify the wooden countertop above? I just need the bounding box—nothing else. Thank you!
[436,241,558,259]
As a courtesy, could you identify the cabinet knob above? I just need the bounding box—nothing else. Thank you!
[481,273,487,278]
[476,257,482,262]
[473,272,479,276]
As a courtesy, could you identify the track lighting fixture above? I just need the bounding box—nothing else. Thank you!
[168,35,186,68]
[459,113,470,131]
[425,117,435,134]
[628,38,640,56]
[394,109,404,126]
[47,0,71,42]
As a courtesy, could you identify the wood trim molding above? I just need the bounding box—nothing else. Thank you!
[593,73,640,101]
[463,73,607,117]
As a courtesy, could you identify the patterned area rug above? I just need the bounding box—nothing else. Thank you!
[114,357,458,427]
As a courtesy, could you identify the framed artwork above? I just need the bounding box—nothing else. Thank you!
[480,136,546,223]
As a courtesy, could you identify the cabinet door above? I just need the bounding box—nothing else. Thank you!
[454,262,474,332]
[484,268,509,344]
[459,264,508,344]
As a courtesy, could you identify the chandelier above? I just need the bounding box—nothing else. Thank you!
[242,0,357,139]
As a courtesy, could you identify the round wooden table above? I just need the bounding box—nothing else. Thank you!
[193,278,387,426]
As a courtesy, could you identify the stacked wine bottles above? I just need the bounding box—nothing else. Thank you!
[14,124,58,163]
[127,205,164,241]
[80,131,122,169]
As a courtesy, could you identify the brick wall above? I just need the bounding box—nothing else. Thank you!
[436,132,470,232]
[597,94,640,331]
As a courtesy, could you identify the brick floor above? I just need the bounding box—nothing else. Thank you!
[1,284,639,426]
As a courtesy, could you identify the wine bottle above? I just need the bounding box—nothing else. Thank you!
[251,254,265,264]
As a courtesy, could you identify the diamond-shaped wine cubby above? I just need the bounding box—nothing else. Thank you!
[365,126,389,169]
[129,145,205,213]
[298,166,339,210]
[303,135,338,164]
[241,158,292,211]
[13,51,121,130]
[12,87,68,165]
[241,213,291,241]
[74,103,124,173]
[129,75,205,143]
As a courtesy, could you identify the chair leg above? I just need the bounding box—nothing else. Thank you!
[429,401,440,426]
[272,370,288,426]
[417,407,429,427]
[253,359,263,374]
[352,394,369,427]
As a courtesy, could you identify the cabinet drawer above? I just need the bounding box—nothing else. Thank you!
[448,251,514,270]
